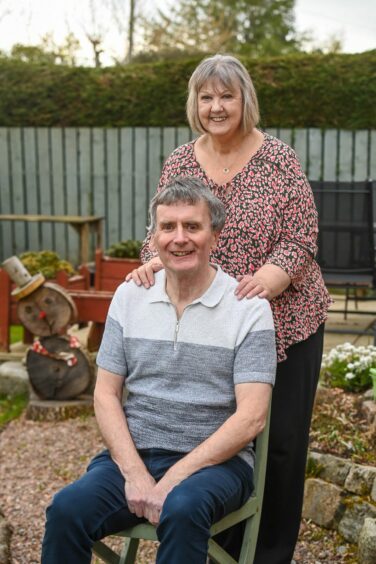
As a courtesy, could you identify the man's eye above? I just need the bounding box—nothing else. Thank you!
[187,224,198,231]
[162,224,173,231]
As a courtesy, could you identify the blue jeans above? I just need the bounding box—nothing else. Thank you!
[41,448,253,564]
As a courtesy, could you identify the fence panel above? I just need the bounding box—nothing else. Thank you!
[37,128,54,251]
[134,128,149,241]
[23,128,40,251]
[65,128,80,259]
[0,127,374,264]
[9,129,27,254]
[50,129,68,259]
[0,128,12,258]
[119,128,134,242]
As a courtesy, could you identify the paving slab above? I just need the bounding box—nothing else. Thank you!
[324,294,376,353]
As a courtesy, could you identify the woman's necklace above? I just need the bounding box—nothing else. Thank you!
[221,155,239,174]
[212,137,250,174]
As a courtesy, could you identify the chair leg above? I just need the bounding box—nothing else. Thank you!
[92,540,121,564]
[119,538,139,564]
[238,514,261,564]
[208,539,237,564]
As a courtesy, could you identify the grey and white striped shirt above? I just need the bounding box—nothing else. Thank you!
[96,266,276,468]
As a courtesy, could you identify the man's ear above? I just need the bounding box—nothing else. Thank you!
[149,234,156,252]
[211,231,220,251]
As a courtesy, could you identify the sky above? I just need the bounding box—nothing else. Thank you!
[0,0,374,66]
[295,0,375,53]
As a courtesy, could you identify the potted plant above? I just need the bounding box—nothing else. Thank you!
[95,240,143,291]
[19,251,88,290]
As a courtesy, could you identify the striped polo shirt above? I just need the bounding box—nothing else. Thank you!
[96,266,276,468]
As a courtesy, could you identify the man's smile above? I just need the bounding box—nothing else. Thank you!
[171,250,194,256]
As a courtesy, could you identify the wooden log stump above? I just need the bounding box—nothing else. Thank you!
[26,397,94,422]
[26,335,93,400]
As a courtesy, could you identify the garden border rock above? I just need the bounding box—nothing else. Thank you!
[0,361,29,396]
[0,508,11,564]
[304,451,376,562]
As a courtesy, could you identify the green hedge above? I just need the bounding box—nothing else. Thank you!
[0,51,375,128]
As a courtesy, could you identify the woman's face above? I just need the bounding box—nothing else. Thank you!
[197,79,243,139]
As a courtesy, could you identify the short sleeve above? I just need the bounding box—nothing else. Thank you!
[233,300,276,385]
[96,289,128,377]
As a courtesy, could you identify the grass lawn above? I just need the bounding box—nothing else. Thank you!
[10,324,24,344]
[1,325,27,428]
[0,393,28,428]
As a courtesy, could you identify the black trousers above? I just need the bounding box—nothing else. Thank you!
[253,324,325,564]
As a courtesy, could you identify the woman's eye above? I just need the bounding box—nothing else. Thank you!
[223,94,233,99]
[200,95,211,101]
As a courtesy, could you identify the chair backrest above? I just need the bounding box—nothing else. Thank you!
[207,402,271,563]
[310,180,375,283]
[251,402,271,508]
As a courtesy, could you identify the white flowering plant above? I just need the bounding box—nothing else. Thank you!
[320,342,375,393]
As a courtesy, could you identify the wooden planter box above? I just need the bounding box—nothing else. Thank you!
[94,250,142,292]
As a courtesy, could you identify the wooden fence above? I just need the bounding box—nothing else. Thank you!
[0,127,375,265]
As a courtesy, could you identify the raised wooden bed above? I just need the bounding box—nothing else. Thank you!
[94,249,141,291]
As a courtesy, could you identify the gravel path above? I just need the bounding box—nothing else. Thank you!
[0,414,356,563]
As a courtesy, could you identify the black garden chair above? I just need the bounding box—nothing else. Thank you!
[311,179,376,339]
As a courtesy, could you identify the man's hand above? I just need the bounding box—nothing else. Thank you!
[126,473,178,526]
[125,257,164,287]
[143,478,177,526]
[125,471,157,518]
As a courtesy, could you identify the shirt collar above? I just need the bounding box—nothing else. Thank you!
[146,265,228,308]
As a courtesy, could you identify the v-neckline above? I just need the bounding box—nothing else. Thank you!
[190,132,267,189]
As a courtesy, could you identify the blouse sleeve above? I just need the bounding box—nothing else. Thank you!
[265,157,318,287]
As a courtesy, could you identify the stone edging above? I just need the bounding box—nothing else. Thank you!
[0,509,11,564]
[304,451,376,562]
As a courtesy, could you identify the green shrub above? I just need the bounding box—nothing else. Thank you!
[321,343,375,392]
[19,251,75,278]
[0,51,375,128]
[106,240,142,259]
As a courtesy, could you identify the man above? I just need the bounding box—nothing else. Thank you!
[42,177,276,564]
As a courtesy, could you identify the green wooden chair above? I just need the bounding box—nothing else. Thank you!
[93,405,271,564]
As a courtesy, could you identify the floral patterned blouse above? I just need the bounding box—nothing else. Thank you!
[141,132,331,362]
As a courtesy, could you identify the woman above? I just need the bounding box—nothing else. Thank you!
[127,54,331,564]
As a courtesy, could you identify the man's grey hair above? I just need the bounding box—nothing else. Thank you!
[148,176,226,233]
[186,54,260,135]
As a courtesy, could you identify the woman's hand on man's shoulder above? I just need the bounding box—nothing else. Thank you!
[125,257,164,288]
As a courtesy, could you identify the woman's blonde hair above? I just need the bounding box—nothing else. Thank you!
[186,54,260,134]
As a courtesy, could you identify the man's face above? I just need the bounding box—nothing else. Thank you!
[150,200,219,276]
